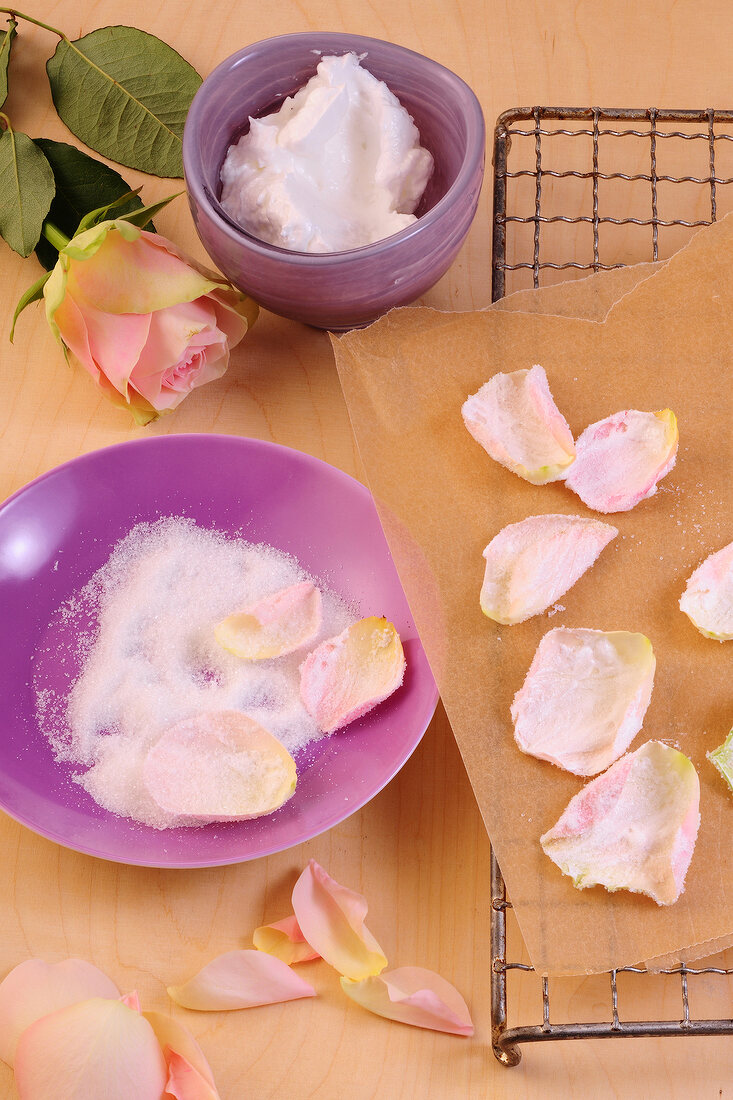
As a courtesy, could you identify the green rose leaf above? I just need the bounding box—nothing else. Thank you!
[46,25,201,178]
[0,128,55,257]
[0,16,17,109]
[10,268,51,341]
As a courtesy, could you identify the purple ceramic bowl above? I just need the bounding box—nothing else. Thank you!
[0,436,438,867]
[183,33,485,330]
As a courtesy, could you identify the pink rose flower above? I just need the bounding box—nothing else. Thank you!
[43,220,258,424]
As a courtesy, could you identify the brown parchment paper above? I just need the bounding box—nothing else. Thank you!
[332,217,733,976]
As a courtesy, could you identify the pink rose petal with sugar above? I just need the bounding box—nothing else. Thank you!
[215,581,322,659]
[480,513,618,625]
[291,859,387,981]
[341,966,473,1036]
[299,616,405,733]
[0,957,119,1067]
[14,997,167,1100]
[679,539,733,641]
[462,364,575,484]
[541,740,700,906]
[565,408,678,513]
[167,950,315,1011]
[253,915,320,964]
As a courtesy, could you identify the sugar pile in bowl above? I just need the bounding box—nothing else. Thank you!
[33,518,357,828]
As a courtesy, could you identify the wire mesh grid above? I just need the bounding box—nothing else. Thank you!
[490,105,733,1066]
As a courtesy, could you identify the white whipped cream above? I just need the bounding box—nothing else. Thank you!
[219,52,434,253]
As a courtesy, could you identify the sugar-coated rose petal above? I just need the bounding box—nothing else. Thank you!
[143,1011,218,1092]
[541,741,700,906]
[679,540,733,641]
[0,957,119,1067]
[291,859,387,981]
[512,628,656,775]
[707,729,733,792]
[565,409,678,513]
[215,581,322,659]
[340,967,473,1036]
[143,711,296,822]
[253,915,320,964]
[164,1050,221,1100]
[14,997,167,1100]
[480,514,618,625]
[299,617,405,733]
[462,364,575,484]
[167,950,315,1011]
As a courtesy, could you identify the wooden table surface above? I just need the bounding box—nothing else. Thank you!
[2,1,733,1096]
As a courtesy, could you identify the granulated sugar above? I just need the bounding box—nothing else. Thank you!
[33,518,357,829]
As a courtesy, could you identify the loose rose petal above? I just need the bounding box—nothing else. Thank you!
[120,990,141,1012]
[291,859,387,981]
[0,958,119,1067]
[143,1011,217,1092]
[541,740,700,906]
[164,1050,221,1100]
[216,582,322,659]
[480,514,618,625]
[143,711,296,822]
[14,997,167,1100]
[340,966,473,1036]
[679,540,733,641]
[511,627,656,775]
[299,617,405,733]
[167,950,315,1011]
[462,364,575,484]
[565,408,678,513]
[707,729,733,792]
[253,915,320,964]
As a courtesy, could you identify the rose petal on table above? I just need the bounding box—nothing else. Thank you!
[340,967,473,1036]
[167,950,315,1011]
[564,408,678,513]
[120,991,141,1012]
[511,627,656,775]
[679,540,733,641]
[707,728,733,792]
[541,740,700,905]
[253,915,320,964]
[215,581,322,659]
[14,997,167,1100]
[144,1011,218,1091]
[143,711,297,822]
[480,514,618,625]
[164,1049,221,1100]
[299,617,406,733]
[462,364,575,484]
[0,957,119,1067]
[291,859,387,981]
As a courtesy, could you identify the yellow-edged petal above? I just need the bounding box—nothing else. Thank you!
[215,581,322,659]
[340,967,473,1036]
[167,950,314,1011]
[253,915,319,964]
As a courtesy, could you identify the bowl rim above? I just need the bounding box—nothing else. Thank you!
[183,31,486,264]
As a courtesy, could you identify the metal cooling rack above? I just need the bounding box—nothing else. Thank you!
[490,106,733,1066]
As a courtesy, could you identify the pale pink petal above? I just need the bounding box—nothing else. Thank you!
[462,364,575,484]
[77,303,151,397]
[14,997,167,1100]
[253,915,320,965]
[0,958,119,1067]
[291,859,387,980]
[541,740,701,906]
[340,966,473,1036]
[53,293,99,381]
[164,1050,221,1100]
[511,628,656,775]
[480,514,618,625]
[121,991,141,1012]
[143,1011,217,1090]
[299,617,405,734]
[167,950,315,1011]
[679,540,733,641]
[143,711,296,822]
[565,408,678,513]
[216,582,322,659]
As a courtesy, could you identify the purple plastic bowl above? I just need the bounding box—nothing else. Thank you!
[0,435,438,867]
[183,33,485,330]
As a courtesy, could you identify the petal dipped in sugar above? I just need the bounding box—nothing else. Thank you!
[564,408,678,513]
[299,617,405,734]
[143,1011,220,1097]
[215,581,322,659]
[291,860,388,981]
[341,966,473,1036]
[707,729,733,793]
[253,915,320,965]
[480,514,618,625]
[0,957,119,1067]
[462,364,575,484]
[679,540,733,641]
[511,627,656,775]
[167,950,315,1011]
[14,998,167,1100]
[143,711,296,822]
[541,741,700,906]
